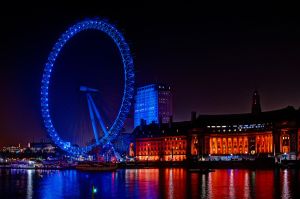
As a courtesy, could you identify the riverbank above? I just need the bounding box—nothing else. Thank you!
[119,159,300,169]
[2,158,300,171]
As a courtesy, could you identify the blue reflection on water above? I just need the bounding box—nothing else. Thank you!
[39,170,80,198]
[27,170,33,199]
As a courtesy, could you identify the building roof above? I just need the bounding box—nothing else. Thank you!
[196,106,300,126]
[30,142,55,148]
[133,106,300,138]
[137,84,171,92]
[133,121,191,138]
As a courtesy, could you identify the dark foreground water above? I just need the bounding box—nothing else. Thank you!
[1,168,300,199]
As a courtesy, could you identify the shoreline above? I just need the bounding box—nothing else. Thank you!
[1,159,300,171]
[119,159,300,169]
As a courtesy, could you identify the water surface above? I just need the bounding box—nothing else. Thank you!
[1,168,299,198]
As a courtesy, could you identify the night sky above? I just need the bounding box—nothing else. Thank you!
[1,2,300,146]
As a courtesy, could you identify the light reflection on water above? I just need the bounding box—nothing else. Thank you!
[1,168,300,199]
[26,170,33,199]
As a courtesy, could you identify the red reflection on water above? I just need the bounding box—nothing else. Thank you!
[125,169,160,199]
[124,168,298,199]
[208,169,275,199]
[163,168,186,199]
[255,170,274,198]
[110,169,296,198]
[125,168,188,199]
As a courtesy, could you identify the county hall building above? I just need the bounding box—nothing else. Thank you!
[132,90,300,161]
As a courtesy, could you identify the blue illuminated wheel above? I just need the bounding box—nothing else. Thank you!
[40,19,135,155]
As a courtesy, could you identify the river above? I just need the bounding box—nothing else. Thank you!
[1,168,300,198]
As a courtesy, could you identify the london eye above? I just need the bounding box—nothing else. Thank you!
[40,19,135,156]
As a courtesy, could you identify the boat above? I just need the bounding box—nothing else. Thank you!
[76,161,117,172]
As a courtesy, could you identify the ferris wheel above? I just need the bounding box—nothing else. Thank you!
[40,19,135,156]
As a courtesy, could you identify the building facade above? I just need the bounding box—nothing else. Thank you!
[134,84,172,127]
[133,91,300,161]
[134,121,189,161]
[29,142,56,153]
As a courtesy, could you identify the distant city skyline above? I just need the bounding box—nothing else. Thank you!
[1,2,300,146]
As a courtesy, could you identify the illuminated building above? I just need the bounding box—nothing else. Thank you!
[29,142,56,153]
[134,121,189,161]
[2,145,22,153]
[134,84,173,127]
[133,90,300,161]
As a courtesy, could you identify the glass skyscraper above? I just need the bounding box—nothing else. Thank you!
[134,84,173,127]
